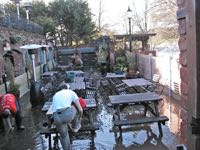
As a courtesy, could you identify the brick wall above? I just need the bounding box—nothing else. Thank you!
[177,0,188,144]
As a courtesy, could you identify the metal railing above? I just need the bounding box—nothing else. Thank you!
[0,4,43,34]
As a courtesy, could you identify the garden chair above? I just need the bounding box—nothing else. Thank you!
[153,78,168,95]
[146,74,161,92]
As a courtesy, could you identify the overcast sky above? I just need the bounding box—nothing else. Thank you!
[88,0,146,34]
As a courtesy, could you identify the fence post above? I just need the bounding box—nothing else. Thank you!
[168,56,173,127]
[148,53,153,80]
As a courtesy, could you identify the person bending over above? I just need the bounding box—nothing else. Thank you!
[0,93,25,133]
[52,83,83,150]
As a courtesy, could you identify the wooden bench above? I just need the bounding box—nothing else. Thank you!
[113,116,169,126]
[40,124,100,150]
[113,116,169,139]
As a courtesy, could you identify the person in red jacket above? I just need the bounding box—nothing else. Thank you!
[0,93,25,132]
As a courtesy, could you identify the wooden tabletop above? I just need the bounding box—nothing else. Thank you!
[122,78,152,87]
[68,82,85,90]
[66,70,84,77]
[74,77,84,82]
[42,71,57,78]
[109,92,162,105]
[44,98,97,115]
[106,73,126,78]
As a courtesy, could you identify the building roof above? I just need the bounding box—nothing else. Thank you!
[58,47,96,54]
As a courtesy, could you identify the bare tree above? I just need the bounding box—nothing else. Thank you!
[97,0,104,32]
[129,0,178,50]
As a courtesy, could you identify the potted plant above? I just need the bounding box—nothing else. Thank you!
[114,50,128,74]
[8,82,20,99]
[125,51,137,78]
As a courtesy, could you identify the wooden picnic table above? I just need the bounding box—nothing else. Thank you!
[42,98,97,116]
[106,72,126,78]
[66,70,84,77]
[68,81,85,90]
[41,98,99,149]
[109,92,169,141]
[122,78,152,87]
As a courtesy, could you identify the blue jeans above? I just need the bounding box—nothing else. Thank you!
[53,106,77,150]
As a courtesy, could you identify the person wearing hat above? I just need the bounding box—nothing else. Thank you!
[0,93,25,132]
[52,83,83,150]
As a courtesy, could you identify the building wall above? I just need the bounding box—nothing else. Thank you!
[177,0,189,146]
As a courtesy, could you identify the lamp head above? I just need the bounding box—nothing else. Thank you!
[23,3,32,11]
[127,6,132,19]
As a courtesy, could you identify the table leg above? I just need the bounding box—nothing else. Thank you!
[48,134,52,150]
[116,105,122,141]
[153,101,163,137]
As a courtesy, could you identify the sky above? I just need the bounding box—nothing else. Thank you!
[1,0,145,34]
[87,0,145,34]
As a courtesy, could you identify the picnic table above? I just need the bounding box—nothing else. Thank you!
[66,70,84,77]
[121,78,153,93]
[42,71,57,79]
[122,78,152,87]
[109,92,169,141]
[42,98,97,116]
[68,81,85,90]
[106,72,126,78]
[41,98,99,149]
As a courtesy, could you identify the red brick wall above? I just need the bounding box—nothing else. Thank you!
[177,0,188,144]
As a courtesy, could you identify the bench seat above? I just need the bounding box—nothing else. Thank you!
[40,124,100,135]
[113,116,169,126]
[40,124,99,149]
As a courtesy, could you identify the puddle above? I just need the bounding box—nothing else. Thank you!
[0,71,181,150]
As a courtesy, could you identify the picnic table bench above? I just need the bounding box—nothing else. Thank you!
[109,92,169,141]
[41,98,99,149]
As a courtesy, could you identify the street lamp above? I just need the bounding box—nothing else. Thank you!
[127,6,132,52]
[10,0,22,19]
[23,2,32,21]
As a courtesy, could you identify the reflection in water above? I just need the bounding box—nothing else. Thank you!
[0,83,180,150]
[34,96,176,150]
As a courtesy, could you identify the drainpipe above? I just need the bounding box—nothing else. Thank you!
[2,73,8,93]
[30,53,37,82]
[41,46,49,73]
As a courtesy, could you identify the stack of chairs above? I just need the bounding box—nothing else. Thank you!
[84,77,97,100]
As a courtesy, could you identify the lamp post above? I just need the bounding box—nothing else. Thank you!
[127,6,132,52]
[23,3,32,21]
[10,0,22,19]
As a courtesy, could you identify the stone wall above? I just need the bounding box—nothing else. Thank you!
[0,26,44,84]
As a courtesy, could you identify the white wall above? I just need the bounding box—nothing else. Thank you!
[137,54,181,99]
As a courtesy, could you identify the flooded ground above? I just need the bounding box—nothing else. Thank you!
[0,69,181,150]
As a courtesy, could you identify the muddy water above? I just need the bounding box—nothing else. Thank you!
[0,72,181,150]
